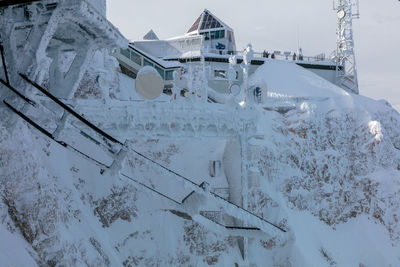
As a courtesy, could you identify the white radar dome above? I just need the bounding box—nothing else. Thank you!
[135,66,163,100]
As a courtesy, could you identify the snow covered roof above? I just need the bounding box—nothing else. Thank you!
[134,35,203,61]
[129,44,182,69]
[187,9,233,34]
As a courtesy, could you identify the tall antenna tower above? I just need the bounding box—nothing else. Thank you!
[333,0,360,94]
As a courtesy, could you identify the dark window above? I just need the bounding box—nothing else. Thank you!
[130,50,142,65]
[214,70,227,79]
[210,31,217,39]
[121,48,130,59]
[205,57,229,63]
[165,70,174,80]
[209,30,225,40]
[143,58,153,67]
[155,65,164,79]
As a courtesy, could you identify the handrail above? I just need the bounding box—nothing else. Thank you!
[3,100,111,169]
[200,211,261,231]
[0,78,36,106]
[225,50,328,63]
[121,173,181,205]
[19,73,123,145]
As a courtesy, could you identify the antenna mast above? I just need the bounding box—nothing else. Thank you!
[333,0,360,94]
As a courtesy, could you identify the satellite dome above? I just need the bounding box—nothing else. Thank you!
[135,66,163,99]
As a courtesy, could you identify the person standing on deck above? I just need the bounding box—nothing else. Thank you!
[263,50,270,58]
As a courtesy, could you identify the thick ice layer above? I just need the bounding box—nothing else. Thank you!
[250,60,348,98]
[1,2,400,265]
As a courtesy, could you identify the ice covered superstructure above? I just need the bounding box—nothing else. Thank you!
[0,0,126,99]
[0,1,287,263]
[1,1,400,266]
[113,9,344,96]
[185,9,236,54]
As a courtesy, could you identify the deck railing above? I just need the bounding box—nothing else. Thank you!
[206,48,328,63]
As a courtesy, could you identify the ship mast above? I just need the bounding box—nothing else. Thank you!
[334,0,360,94]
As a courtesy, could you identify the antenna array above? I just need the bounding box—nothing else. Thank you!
[333,0,360,94]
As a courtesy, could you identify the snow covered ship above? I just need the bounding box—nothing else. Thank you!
[2,1,400,266]
[112,9,341,96]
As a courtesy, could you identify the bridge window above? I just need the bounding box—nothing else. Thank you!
[130,50,142,66]
[212,30,224,39]
[210,31,217,40]
[155,65,165,79]
[121,48,130,59]
[143,58,153,67]
[201,30,225,40]
[165,70,174,81]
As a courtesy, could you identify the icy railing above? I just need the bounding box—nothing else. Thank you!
[252,51,326,62]
[200,211,223,224]
[207,49,328,63]
[235,50,326,61]
[212,188,230,199]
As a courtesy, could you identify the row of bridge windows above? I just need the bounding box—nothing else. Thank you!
[199,29,225,40]
[120,48,175,81]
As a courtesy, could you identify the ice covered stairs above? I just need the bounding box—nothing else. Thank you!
[2,51,285,242]
[119,148,286,238]
[0,69,124,170]
[2,70,285,239]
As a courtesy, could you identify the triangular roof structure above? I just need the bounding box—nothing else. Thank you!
[143,29,159,40]
[187,9,232,34]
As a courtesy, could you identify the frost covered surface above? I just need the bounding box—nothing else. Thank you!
[247,64,400,265]
[2,55,400,266]
[1,3,400,267]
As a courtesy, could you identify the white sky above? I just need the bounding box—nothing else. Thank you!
[106,0,400,110]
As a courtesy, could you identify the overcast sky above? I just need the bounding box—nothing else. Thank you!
[106,0,400,110]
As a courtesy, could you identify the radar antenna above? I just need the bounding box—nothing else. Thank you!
[333,0,360,94]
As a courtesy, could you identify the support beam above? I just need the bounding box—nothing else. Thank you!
[48,44,95,99]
